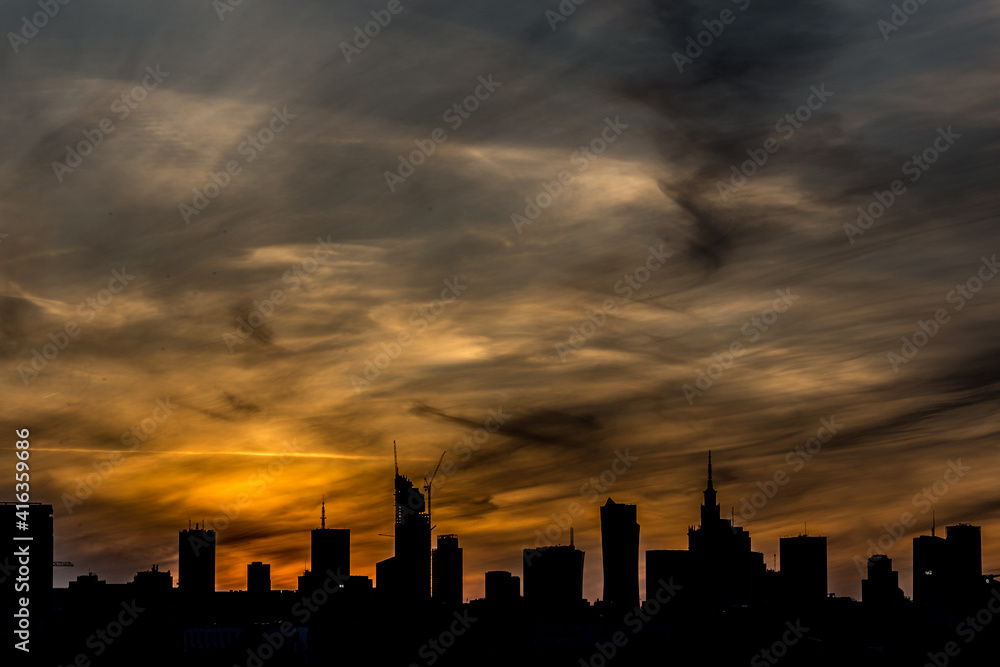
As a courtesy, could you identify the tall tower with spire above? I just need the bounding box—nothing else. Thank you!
[684,451,765,609]
[310,499,350,585]
[701,451,721,527]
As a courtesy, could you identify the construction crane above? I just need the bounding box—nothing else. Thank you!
[423,451,446,532]
[53,561,73,567]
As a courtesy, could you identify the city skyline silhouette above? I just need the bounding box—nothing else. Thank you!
[3,0,999,664]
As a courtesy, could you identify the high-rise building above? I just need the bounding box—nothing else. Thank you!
[432,534,463,606]
[911,522,984,606]
[946,524,982,582]
[523,543,584,607]
[312,499,350,579]
[377,444,431,602]
[685,452,766,608]
[601,498,639,609]
[913,533,949,605]
[179,524,216,595]
[780,534,827,604]
[248,562,271,594]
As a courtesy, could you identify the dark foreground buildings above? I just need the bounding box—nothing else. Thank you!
[645,453,766,609]
[5,453,1000,667]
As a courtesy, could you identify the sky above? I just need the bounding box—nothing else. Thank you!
[1,0,999,602]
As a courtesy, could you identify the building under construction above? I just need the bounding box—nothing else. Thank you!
[376,444,432,602]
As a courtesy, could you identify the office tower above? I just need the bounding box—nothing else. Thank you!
[485,571,521,601]
[601,498,639,609]
[913,533,949,605]
[779,534,828,603]
[861,554,903,606]
[312,499,350,579]
[946,524,982,581]
[523,542,585,607]
[946,523,984,603]
[248,562,271,594]
[432,534,463,606]
[179,523,216,595]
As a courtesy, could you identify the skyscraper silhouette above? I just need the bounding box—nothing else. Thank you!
[312,498,350,579]
[376,444,431,602]
[178,524,215,595]
[523,541,584,608]
[247,561,271,594]
[432,534,463,606]
[912,532,949,605]
[686,452,765,608]
[780,534,827,604]
[946,524,982,582]
[600,497,639,609]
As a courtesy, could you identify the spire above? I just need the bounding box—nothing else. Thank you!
[321,496,326,530]
[393,440,399,477]
[701,450,720,525]
[932,511,935,537]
